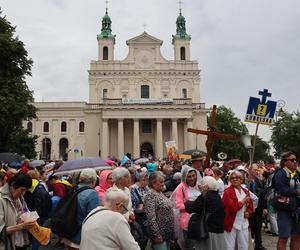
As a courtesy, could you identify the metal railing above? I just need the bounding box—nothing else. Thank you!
[85,99,205,110]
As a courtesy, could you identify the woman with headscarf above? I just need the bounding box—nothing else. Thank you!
[95,170,113,203]
[185,176,226,250]
[173,165,200,250]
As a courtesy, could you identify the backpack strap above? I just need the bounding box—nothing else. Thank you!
[134,188,143,204]
[75,185,92,195]
[82,208,107,225]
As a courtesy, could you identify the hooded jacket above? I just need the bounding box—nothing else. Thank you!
[0,184,18,250]
[175,165,200,230]
[95,170,113,202]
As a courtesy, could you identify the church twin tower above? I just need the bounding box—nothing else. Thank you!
[97,6,192,62]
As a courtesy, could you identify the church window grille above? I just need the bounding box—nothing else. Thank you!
[182,88,187,99]
[27,122,32,132]
[103,89,108,99]
[103,46,108,60]
[61,121,67,132]
[180,46,186,60]
[79,122,85,133]
[141,85,150,99]
[43,122,49,133]
[142,120,152,133]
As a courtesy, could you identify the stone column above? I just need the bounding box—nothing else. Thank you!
[183,121,188,150]
[101,119,109,159]
[133,119,140,159]
[156,119,163,159]
[118,119,124,159]
[171,119,178,144]
[187,119,194,149]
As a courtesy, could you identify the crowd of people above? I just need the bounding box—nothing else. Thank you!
[0,151,299,250]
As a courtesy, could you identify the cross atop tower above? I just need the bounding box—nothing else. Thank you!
[258,89,272,104]
[105,0,109,14]
[178,0,183,15]
[143,23,147,32]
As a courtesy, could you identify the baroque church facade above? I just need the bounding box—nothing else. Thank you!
[25,7,207,161]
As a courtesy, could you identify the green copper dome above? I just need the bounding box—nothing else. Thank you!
[97,8,115,41]
[172,10,191,41]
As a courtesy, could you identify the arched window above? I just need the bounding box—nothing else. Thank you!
[79,122,85,133]
[182,88,187,99]
[42,138,51,160]
[141,85,150,99]
[103,89,108,99]
[180,46,186,60]
[61,121,67,132]
[59,138,69,161]
[43,122,49,133]
[27,122,32,132]
[103,46,108,60]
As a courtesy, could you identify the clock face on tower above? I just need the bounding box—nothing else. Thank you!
[135,50,154,68]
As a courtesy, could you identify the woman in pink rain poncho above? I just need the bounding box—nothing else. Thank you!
[95,170,113,203]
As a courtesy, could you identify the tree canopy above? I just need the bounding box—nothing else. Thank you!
[0,10,37,158]
[271,111,300,158]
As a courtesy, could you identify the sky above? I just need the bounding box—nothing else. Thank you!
[1,0,299,143]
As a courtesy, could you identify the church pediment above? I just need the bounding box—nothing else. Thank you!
[126,32,163,46]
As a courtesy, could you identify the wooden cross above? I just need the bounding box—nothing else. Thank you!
[187,105,236,168]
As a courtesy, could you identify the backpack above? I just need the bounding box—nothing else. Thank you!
[265,172,276,205]
[50,186,91,238]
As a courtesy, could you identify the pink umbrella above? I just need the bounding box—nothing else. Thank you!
[105,159,115,166]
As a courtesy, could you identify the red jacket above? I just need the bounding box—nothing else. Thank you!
[222,185,254,232]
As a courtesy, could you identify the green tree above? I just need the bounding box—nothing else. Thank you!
[208,106,249,161]
[208,106,273,162]
[254,137,274,163]
[271,111,300,158]
[0,10,37,158]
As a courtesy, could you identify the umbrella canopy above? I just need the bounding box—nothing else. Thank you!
[182,149,207,157]
[9,161,22,168]
[228,159,242,165]
[54,157,110,176]
[29,160,45,169]
[134,158,149,164]
[0,153,24,164]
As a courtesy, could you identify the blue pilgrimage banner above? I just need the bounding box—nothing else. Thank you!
[245,89,277,126]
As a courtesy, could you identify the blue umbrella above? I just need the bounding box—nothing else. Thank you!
[54,157,110,176]
[0,153,24,164]
[9,161,22,169]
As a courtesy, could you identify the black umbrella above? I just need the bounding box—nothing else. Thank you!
[182,149,207,157]
[54,157,110,176]
[0,153,24,164]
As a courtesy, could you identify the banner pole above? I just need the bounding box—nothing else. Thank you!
[251,123,259,165]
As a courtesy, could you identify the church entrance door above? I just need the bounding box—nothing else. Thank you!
[42,138,51,160]
[140,142,154,158]
[59,138,69,161]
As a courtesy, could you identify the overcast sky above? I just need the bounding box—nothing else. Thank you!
[1,0,299,143]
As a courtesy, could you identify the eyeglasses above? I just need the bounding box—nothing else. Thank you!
[287,158,297,163]
[118,203,128,215]
[230,177,241,180]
